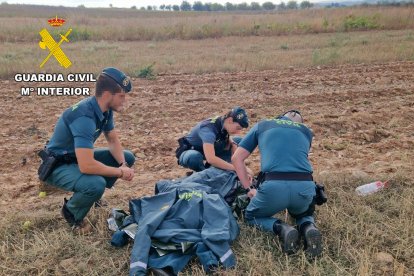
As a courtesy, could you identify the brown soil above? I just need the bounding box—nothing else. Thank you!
[1,61,413,216]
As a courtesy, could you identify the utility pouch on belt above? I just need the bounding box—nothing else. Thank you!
[175,137,193,160]
[314,183,327,205]
[289,184,327,220]
[37,149,59,181]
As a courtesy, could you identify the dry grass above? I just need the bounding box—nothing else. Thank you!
[1,29,414,79]
[1,4,414,79]
[0,207,131,275]
[1,173,412,275]
[0,5,414,42]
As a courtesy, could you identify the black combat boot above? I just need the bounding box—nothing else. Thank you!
[273,221,299,254]
[299,222,323,258]
[61,198,93,234]
[61,198,77,226]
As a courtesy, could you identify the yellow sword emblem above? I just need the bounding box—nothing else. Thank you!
[38,28,72,68]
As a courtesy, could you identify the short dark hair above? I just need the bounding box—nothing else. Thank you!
[95,74,122,97]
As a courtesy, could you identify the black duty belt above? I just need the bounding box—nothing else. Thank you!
[39,149,77,164]
[258,171,313,184]
[60,154,78,164]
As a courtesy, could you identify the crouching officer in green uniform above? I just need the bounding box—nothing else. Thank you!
[175,107,249,172]
[232,110,323,258]
[38,67,135,232]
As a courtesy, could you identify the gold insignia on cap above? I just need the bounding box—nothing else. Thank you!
[122,77,130,87]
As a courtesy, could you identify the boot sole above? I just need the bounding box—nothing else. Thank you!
[281,229,299,254]
[304,229,322,258]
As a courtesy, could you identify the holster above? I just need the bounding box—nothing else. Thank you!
[175,137,193,160]
[37,149,77,181]
[37,149,59,181]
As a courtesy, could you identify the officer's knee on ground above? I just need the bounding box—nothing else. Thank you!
[289,202,315,223]
[124,150,135,167]
[187,152,205,171]
[186,150,204,163]
[243,210,254,223]
[179,150,205,171]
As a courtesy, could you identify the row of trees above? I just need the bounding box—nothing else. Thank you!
[135,1,313,11]
[130,0,414,10]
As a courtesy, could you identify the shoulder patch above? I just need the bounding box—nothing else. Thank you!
[210,116,220,123]
[71,103,80,111]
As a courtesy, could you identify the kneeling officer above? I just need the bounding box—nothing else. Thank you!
[232,110,323,258]
[176,107,249,172]
[38,67,135,232]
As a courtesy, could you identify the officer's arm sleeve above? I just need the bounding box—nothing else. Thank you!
[303,125,314,149]
[69,117,95,149]
[199,125,217,144]
[238,124,258,153]
[103,110,114,132]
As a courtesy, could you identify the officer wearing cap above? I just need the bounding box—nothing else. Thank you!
[41,67,135,232]
[175,107,249,172]
[232,110,323,258]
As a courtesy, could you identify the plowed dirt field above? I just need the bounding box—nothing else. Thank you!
[1,61,413,216]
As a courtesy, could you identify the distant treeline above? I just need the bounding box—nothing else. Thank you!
[133,0,414,11]
[134,1,313,11]
[1,0,413,11]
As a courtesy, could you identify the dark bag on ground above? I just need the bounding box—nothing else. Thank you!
[37,149,59,181]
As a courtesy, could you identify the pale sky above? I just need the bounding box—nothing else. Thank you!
[5,0,288,9]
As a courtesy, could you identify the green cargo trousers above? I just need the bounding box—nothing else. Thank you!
[46,148,135,222]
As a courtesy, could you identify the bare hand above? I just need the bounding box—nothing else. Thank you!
[120,166,134,181]
[247,188,257,198]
